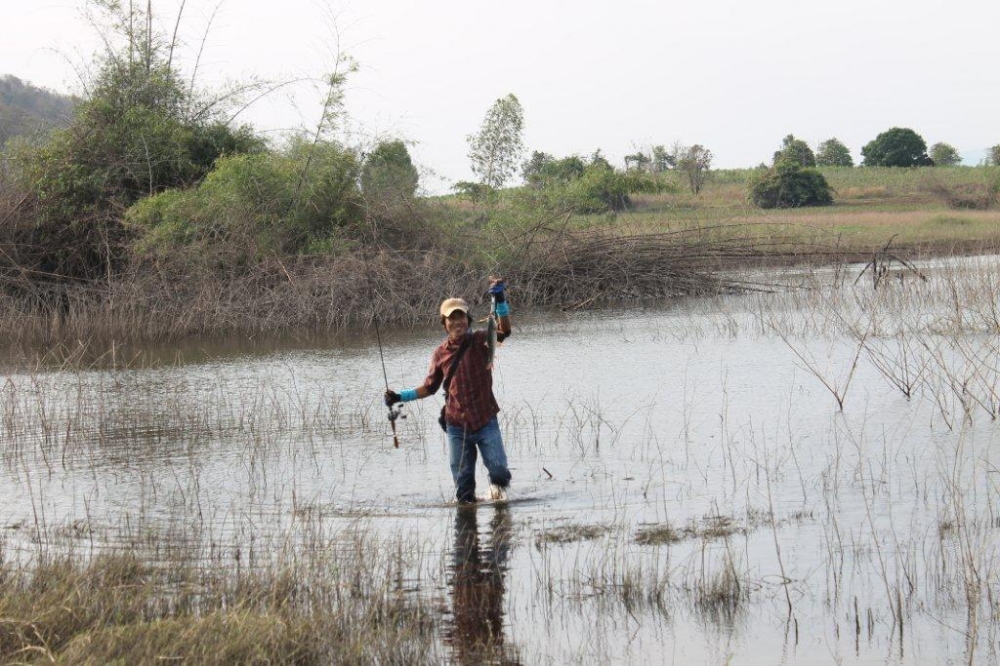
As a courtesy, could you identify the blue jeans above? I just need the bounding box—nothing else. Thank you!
[447,417,512,502]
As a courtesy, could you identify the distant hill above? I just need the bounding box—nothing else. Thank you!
[0,75,76,146]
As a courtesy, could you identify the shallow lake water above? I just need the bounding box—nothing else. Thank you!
[2,256,999,664]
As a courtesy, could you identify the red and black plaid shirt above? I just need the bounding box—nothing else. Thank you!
[422,330,500,431]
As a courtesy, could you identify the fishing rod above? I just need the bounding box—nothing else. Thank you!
[362,249,402,448]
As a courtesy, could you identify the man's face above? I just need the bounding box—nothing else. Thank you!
[444,310,469,339]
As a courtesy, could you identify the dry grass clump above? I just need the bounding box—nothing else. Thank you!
[535,523,610,546]
[635,515,745,546]
[634,524,686,545]
[0,549,440,664]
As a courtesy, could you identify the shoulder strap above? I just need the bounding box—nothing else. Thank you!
[442,334,473,397]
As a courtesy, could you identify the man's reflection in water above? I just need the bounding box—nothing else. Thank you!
[445,503,520,665]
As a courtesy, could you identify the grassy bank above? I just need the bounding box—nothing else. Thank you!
[621,166,1000,255]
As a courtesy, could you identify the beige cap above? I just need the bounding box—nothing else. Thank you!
[439,297,470,317]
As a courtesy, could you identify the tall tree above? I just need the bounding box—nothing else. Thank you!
[929,142,961,166]
[361,139,419,201]
[676,144,712,194]
[988,145,1000,166]
[816,138,854,167]
[773,134,816,167]
[861,127,932,167]
[651,145,675,172]
[467,93,524,190]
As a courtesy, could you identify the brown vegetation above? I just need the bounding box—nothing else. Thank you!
[0,549,439,664]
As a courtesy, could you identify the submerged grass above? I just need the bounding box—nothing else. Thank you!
[535,523,610,546]
[634,515,745,546]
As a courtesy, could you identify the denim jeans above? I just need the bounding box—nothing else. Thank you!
[447,416,512,502]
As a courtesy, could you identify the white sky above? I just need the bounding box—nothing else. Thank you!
[3,0,999,193]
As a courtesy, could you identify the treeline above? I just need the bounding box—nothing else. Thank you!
[0,75,76,146]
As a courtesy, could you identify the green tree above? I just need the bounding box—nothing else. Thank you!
[467,93,524,190]
[624,152,650,172]
[651,145,675,172]
[929,142,961,166]
[361,139,419,201]
[522,151,553,184]
[545,156,586,184]
[816,138,853,167]
[988,145,1000,166]
[861,127,932,167]
[750,161,834,209]
[676,144,713,194]
[773,134,816,167]
[12,1,264,279]
[589,149,612,172]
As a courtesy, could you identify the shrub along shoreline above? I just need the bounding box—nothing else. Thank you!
[2,206,997,347]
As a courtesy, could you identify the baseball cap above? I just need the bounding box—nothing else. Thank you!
[439,298,469,317]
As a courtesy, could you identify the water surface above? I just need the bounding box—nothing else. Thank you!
[2,256,999,664]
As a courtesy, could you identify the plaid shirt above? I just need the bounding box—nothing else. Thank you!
[422,329,500,431]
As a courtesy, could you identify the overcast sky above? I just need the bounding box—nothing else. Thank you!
[4,0,999,193]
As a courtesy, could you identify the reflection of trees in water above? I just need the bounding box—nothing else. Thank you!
[445,504,520,665]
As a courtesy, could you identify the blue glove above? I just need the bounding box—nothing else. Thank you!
[488,281,506,303]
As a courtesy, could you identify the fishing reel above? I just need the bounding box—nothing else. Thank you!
[387,403,406,423]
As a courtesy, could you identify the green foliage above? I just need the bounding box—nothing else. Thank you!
[515,151,667,214]
[676,144,713,194]
[861,127,932,167]
[773,134,816,167]
[988,145,1000,166]
[589,149,612,172]
[467,93,524,189]
[127,140,361,264]
[523,152,586,187]
[9,2,265,279]
[453,181,494,204]
[624,152,651,171]
[749,161,834,209]
[361,139,419,202]
[929,142,961,166]
[522,151,551,183]
[816,138,853,167]
[563,164,664,213]
[651,145,675,172]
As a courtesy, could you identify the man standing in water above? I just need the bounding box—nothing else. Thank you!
[385,279,512,504]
